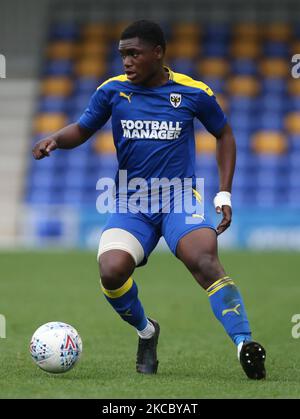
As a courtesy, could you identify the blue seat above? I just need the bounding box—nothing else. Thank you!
[287,170,300,188]
[263,41,289,57]
[110,57,123,74]
[75,77,101,95]
[289,152,300,169]
[27,189,62,204]
[62,188,84,205]
[289,135,300,151]
[288,97,300,112]
[261,78,286,95]
[171,58,196,76]
[196,154,217,170]
[204,24,230,41]
[38,96,67,113]
[287,188,300,207]
[230,96,256,113]
[257,112,284,130]
[49,23,78,40]
[231,59,257,76]
[44,60,73,76]
[234,131,251,152]
[258,93,287,113]
[230,113,255,131]
[37,219,63,238]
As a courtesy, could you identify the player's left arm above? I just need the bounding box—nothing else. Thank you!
[195,91,235,235]
[214,123,236,235]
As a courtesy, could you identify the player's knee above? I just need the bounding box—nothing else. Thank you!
[197,253,221,279]
[98,251,135,290]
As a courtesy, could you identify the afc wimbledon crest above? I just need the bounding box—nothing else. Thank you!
[170,93,182,108]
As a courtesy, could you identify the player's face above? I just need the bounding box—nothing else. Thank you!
[118,37,163,85]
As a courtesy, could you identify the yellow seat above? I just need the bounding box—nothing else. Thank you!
[232,23,261,40]
[75,59,107,77]
[259,58,289,78]
[197,58,229,78]
[227,76,260,97]
[285,112,300,134]
[167,40,200,59]
[76,42,108,58]
[290,40,300,56]
[110,22,131,40]
[81,23,110,40]
[173,23,201,40]
[47,41,76,60]
[215,93,228,113]
[41,77,73,96]
[231,40,261,59]
[251,131,287,154]
[34,113,67,133]
[288,79,300,96]
[263,23,292,42]
[94,131,115,154]
[195,131,216,153]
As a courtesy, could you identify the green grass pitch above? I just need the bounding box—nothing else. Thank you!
[0,250,300,399]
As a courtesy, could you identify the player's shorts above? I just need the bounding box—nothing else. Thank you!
[98,187,216,266]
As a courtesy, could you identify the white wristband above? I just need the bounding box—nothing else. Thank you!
[213,191,232,209]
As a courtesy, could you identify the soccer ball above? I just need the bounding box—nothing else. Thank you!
[29,321,82,373]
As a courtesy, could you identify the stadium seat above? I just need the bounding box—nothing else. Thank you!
[259,58,289,78]
[197,58,230,78]
[288,79,300,96]
[289,135,300,151]
[227,76,260,97]
[204,24,230,41]
[38,96,68,113]
[261,77,286,95]
[94,131,116,154]
[195,131,216,153]
[44,59,73,76]
[232,23,261,40]
[258,112,284,130]
[263,23,292,42]
[41,77,73,96]
[75,59,107,77]
[47,41,76,60]
[285,112,300,134]
[263,41,289,57]
[251,131,287,154]
[49,23,79,41]
[202,41,228,57]
[76,41,108,58]
[231,59,257,76]
[81,23,110,40]
[173,23,201,40]
[34,113,67,133]
[167,40,200,59]
[27,20,300,211]
[230,40,261,59]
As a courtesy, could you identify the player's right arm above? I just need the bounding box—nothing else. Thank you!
[32,84,112,160]
[32,123,94,160]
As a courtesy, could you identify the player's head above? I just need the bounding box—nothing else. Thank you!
[119,20,166,85]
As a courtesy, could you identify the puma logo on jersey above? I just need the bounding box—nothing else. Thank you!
[120,92,133,103]
[222,304,241,317]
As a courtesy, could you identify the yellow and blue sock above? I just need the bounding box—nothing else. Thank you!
[207,276,252,346]
[101,277,148,331]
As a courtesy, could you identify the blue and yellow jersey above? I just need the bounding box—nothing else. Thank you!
[78,67,227,185]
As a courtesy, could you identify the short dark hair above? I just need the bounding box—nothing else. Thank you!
[120,20,166,53]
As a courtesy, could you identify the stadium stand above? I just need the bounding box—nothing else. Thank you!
[26,20,299,213]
